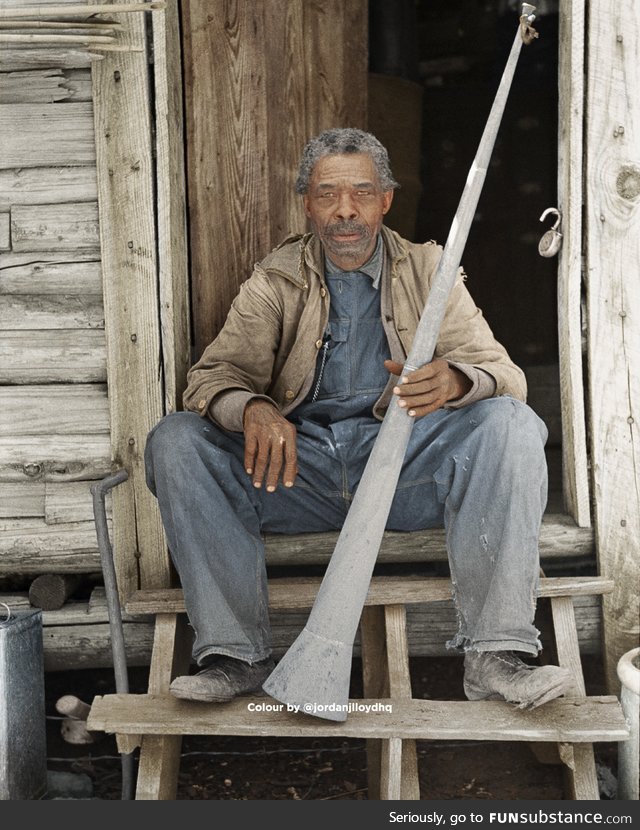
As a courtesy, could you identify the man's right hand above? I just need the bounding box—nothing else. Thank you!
[242,399,298,492]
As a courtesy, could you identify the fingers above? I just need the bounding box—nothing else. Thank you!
[242,401,297,491]
[391,359,453,418]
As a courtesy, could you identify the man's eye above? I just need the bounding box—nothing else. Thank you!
[357,190,372,197]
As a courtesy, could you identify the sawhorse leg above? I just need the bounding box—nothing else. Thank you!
[135,612,192,800]
[361,604,420,800]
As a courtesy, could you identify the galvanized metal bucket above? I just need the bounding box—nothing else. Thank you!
[0,605,48,800]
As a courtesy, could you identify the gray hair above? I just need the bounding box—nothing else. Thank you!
[295,128,399,194]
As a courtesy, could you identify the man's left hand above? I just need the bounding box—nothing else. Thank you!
[384,358,472,418]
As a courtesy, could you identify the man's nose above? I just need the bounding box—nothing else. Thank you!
[334,193,358,220]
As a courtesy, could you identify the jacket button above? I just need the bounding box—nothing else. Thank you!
[285,390,295,400]
[320,288,326,297]
[315,339,323,349]
[198,399,206,410]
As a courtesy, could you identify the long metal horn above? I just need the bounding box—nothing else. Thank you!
[263,4,538,722]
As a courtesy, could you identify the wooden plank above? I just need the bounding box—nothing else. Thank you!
[261,513,595,566]
[45,480,109,524]
[0,520,102,573]
[151,0,190,414]
[59,68,92,101]
[0,294,103,330]
[0,68,68,104]
[42,622,153,671]
[0,166,96,211]
[585,0,640,691]
[91,0,169,597]
[0,434,111,481]
[0,329,106,383]
[0,213,9,250]
[301,0,368,136]
[0,481,45,518]
[181,0,369,360]
[0,102,95,169]
[0,591,606,665]
[384,605,420,799]
[262,0,307,243]
[87,694,629,743]
[556,0,592,528]
[0,384,108,435]
[125,575,613,616]
[0,49,101,70]
[0,1,165,14]
[11,201,99,251]
[0,251,101,294]
[180,0,271,358]
[551,596,599,799]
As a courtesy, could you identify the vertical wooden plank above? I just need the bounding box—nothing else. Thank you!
[152,0,190,413]
[585,0,640,691]
[181,0,271,359]
[551,596,599,799]
[182,0,369,358]
[557,0,591,527]
[302,0,368,137]
[360,605,385,800]
[90,0,169,596]
[383,605,420,799]
[263,0,307,242]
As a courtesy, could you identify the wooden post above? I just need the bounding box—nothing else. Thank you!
[557,0,591,527]
[151,0,189,414]
[90,0,169,596]
[585,0,640,690]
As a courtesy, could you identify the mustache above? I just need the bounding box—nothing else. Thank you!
[325,221,369,238]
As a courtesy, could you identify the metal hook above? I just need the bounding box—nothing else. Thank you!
[539,207,561,230]
[0,602,11,622]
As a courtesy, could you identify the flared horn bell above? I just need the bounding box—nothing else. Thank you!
[262,627,353,722]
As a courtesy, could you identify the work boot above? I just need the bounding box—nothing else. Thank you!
[463,650,574,710]
[169,656,275,703]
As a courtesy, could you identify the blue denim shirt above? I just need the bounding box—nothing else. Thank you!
[292,236,390,431]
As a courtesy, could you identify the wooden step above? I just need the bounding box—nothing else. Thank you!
[262,513,594,566]
[125,575,614,616]
[87,693,629,743]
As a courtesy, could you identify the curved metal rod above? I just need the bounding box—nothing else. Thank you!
[263,4,538,721]
[90,469,135,799]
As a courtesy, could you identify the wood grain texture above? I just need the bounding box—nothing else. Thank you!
[151,0,190,414]
[0,102,95,168]
[181,0,368,359]
[0,252,102,294]
[0,384,108,435]
[558,0,591,527]
[11,201,99,251]
[91,0,169,596]
[0,166,97,210]
[87,694,629,743]
[0,293,103,329]
[585,0,640,690]
[0,329,106,383]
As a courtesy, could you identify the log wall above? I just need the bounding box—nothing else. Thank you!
[0,48,106,579]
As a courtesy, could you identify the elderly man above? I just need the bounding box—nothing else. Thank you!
[145,128,572,708]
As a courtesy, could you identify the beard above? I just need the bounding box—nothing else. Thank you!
[321,220,373,263]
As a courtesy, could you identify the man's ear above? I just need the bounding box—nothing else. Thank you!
[303,194,312,218]
[382,190,394,215]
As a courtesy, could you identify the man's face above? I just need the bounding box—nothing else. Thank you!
[303,153,394,270]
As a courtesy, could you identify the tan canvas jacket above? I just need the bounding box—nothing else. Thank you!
[184,225,527,431]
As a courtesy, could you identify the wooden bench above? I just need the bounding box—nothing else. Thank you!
[87,569,629,800]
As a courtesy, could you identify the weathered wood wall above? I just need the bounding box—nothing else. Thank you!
[0,50,107,578]
[0,0,188,620]
[181,0,369,360]
[585,0,640,690]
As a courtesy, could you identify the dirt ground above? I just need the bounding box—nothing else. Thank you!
[43,654,620,801]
